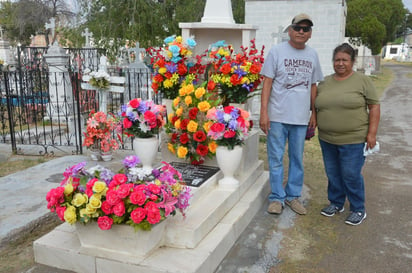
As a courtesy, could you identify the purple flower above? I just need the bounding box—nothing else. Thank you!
[152,168,161,178]
[234,66,247,79]
[122,155,141,168]
[165,63,177,73]
[100,169,115,184]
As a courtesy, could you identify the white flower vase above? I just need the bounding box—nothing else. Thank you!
[133,136,159,170]
[100,151,113,162]
[216,145,243,188]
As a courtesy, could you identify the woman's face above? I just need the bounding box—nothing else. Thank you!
[333,51,354,77]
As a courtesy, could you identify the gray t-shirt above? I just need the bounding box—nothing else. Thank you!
[261,41,324,125]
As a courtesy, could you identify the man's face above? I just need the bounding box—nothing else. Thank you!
[288,22,312,47]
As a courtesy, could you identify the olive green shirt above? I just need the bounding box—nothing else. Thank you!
[315,72,380,145]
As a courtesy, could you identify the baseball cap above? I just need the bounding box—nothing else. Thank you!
[291,13,314,26]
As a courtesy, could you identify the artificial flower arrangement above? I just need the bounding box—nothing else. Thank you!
[206,105,252,150]
[208,39,265,104]
[84,68,111,90]
[147,35,207,100]
[165,79,221,165]
[82,111,121,153]
[120,98,166,138]
[46,155,192,231]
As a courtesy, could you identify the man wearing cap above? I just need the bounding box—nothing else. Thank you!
[260,13,323,215]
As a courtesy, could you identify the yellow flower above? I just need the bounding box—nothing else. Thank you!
[92,181,107,194]
[158,67,167,74]
[163,79,173,88]
[198,101,211,112]
[89,195,102,209]
[64,183,73,195]
[203,121,213,132]
[176,107,183,117]
[173,97,180,107]
[168,143,176,154]
[85,204,97,214]
[168,113,175,123]
[186,84,195,95]
[208,141,218,154]
[187,120,198,133]
[177,146,188,158]
[64,206,77,224]
[72,193,88,207]
[79,209,90,223]
[174,119,181,129]
[179,86,186,97]
[184,95,192,106]
[176,36,183,43]
[195,87,205,98]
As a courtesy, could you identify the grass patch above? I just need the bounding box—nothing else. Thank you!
[0,156,52,177]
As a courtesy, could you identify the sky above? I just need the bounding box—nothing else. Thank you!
[403,0,412,11]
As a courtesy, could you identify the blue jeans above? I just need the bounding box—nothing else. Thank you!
[267,122,307,204]
[319,139,366,212]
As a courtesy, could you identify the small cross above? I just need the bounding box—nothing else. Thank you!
[81,28,93,48]
[0,26,3,40]
[45,18,56,45]
[127,42,145,64]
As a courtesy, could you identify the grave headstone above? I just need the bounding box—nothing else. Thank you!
[126,42,151,101]
[45,18,56,46]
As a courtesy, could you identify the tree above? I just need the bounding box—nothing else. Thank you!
[346,0,406,54]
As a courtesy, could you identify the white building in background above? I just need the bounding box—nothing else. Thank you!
[382,43,410,61]
[245,0,347,76]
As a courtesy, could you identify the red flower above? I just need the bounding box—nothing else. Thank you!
[210,122,225,133]
[219,63,232,74]
[207,80,216,91]
[224,106,235,113]
[193,130,206,142]
[224,130,236,138]
[196,144,209,156]
[101,201,113,214]
[249,63,262,74]
[230,74,242,85]
[177,62,188,75]
[144,111,157,128]
[171,132,178,143]
[97,216,113,230]
[188,107,199,120]
[180,133,189,144]
[180,118,189,130]
[113,201,126,216]
[129,98,140,108]
[130,189,146,206]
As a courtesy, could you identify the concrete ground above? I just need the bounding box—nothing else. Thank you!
[1,63,411,273]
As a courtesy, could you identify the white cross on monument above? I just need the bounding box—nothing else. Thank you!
[45,18,56,45]
[81,56,125,113]
[127,42,145,64]
[0,26,3,40]
[81,28,93,48]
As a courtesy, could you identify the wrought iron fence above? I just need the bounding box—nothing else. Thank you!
[0,67,158,156]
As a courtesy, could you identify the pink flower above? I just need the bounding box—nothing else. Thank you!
[147,183,161,194]
[113,201,126,216]
[105,190,121,206]
[55,205,66,221]
[116,184,133,199]
[101,201,113,214]
[97,216,113,230]
[131,207,147,224]
[130,189,147,205]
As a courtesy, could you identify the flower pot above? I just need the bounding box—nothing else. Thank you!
[216,145,243,187]
[89,149,100,161]
[75,220,167,257]
[100,151,112,162]
[133,137,159,170]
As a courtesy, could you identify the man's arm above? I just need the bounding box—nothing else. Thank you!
[259,76,273,135]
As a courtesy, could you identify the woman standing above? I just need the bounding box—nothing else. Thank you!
[315,43,380,226]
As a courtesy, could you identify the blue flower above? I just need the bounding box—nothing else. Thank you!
[186,38,196,48]
[164,35,175,44]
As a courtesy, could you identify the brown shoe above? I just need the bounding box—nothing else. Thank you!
[267,201,283,214]
[285,199,307,215]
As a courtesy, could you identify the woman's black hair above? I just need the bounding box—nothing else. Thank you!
[333,43,356,62]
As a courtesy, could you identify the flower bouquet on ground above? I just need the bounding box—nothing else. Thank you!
[147,35,207,100]
[208,39,265,104]
[82,111,121,153]
[120,98,166,138]
[165,80,221,165]
[206,105,252,150]
[46,155,192,231]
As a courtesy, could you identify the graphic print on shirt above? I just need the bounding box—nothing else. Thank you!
[284,58,313,90]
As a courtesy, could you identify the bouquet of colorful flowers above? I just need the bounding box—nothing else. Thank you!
[208,39,265,104]
[46,155,192,231]
[147,35,207,100]
[120,98,166,138]
[165,80,221,165]
[82,111,121,153]
[84,69,111,90]
[206,105,252,150]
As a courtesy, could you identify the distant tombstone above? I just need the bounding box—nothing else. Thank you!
[126,42,151,101]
